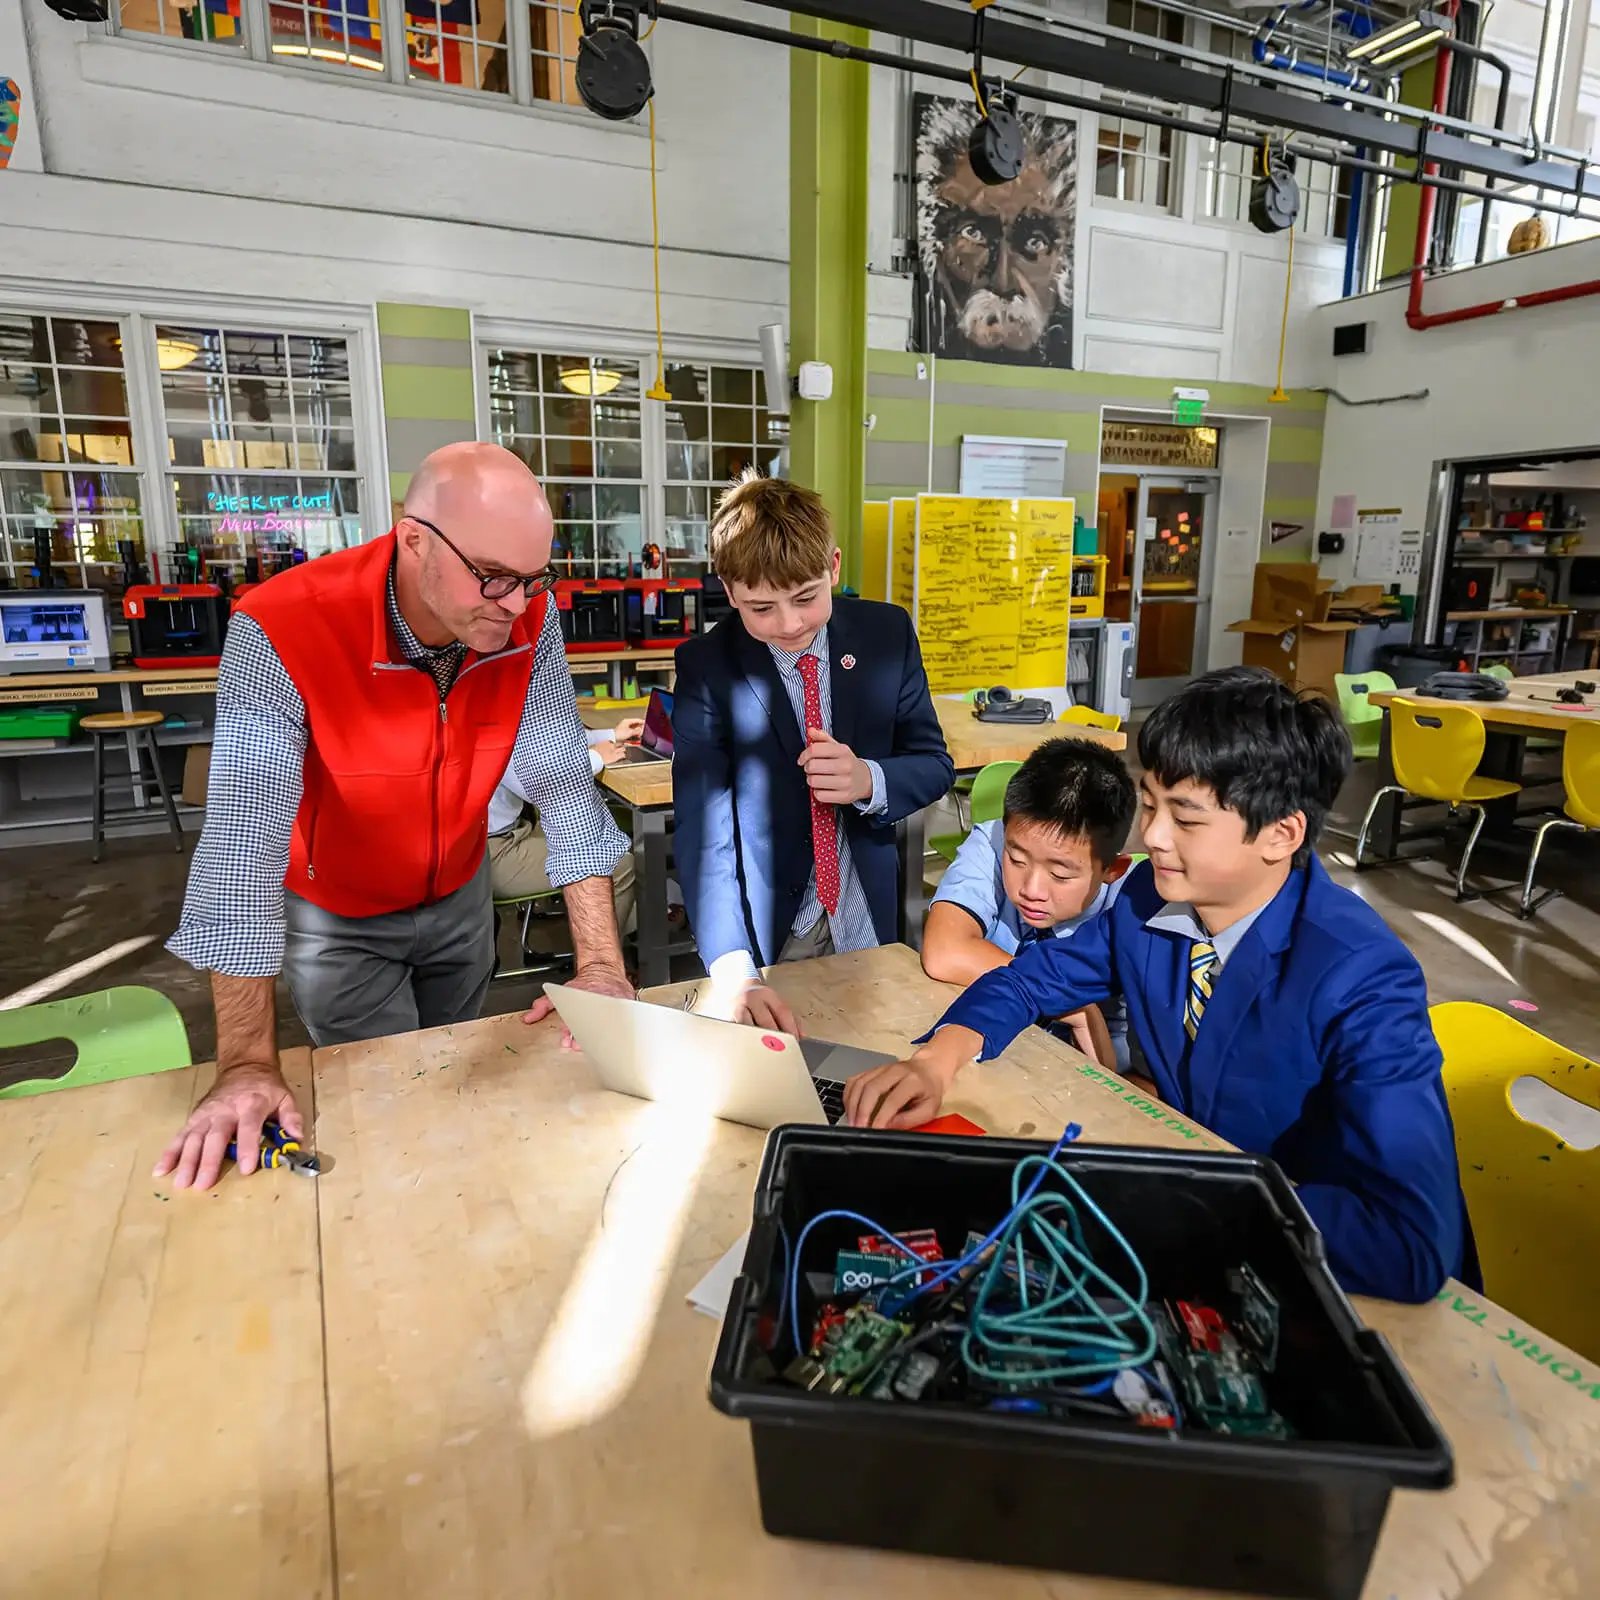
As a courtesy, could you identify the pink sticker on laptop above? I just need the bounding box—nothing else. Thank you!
[761,1035,786,1052]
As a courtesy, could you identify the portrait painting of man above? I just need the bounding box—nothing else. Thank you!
[913,93,1077,369]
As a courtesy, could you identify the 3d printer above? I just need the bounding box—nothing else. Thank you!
[555,578,627,651]
[121,544,230,670]
[623,577,702,648]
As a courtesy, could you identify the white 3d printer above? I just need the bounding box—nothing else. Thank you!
[0,590,114,674]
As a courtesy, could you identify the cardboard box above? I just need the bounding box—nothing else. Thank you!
[182,743,211,808]
[1228,563,1358,699]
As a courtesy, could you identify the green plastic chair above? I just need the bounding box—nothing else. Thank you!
[929,760,1022,864]
[0,986,190,1100]
[1334,669,1397,762]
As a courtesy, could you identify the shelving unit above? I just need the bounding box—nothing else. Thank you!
[1443,609,1570,673]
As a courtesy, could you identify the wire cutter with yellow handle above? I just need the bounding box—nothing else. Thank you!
[225,1117,323,1177]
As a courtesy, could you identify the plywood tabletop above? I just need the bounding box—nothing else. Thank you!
[1371,670,1598,736]
[0,666,221,688]
[598,756,674,808]
[0,1048,329,1600]
[935,698,1125,766]
[8,950,1596,1599]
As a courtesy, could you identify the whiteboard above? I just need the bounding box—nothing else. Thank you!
[959,435,1068,499]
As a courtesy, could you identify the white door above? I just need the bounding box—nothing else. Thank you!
[1132,477,1218,708]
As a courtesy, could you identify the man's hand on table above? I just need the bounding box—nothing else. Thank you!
[843,1027,976,1128]
[521,960,634,1050]
[697,975,801,1035]
[153,1063,302,1191]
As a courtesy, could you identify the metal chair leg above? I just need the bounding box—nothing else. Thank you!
[142,730,184,853]
[1454,804,1490,902]
[90,733,106,863]
[1354,785,1406,868]
[1518,816,1587,919]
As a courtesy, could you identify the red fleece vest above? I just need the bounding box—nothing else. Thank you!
[240,533,538,918]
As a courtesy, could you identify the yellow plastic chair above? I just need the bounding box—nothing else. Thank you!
[1518,720,1600,918]
[0,986,190,1100]
[1431,1001,1600,1362]
[1355,697,1522,899]
[1058,704,1123,734]
[1333,669,1396,762]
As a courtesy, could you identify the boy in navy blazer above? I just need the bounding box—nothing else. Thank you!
[845,667,1472,1304]
[674,473,953,1032]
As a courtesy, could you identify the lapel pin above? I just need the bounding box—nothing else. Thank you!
[841,653,857,671]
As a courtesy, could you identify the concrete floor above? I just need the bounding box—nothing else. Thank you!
[2,756,1597,1086]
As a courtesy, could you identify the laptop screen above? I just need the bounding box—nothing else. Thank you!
[640,688,675,757]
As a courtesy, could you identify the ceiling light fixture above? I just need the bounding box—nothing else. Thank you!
[271,44,386,71]
[560,364,623,397]
[1346,10,1450,67]
[113,333,200,372]
[154,337,200,372]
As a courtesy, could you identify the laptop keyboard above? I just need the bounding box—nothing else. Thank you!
[814,1076,847,1126]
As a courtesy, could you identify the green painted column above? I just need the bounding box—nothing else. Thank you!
[1378,58,1441,283]
[789,19,869,588]
[376,302,477,513]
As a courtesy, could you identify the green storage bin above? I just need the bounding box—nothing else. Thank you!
[0,705,88,740]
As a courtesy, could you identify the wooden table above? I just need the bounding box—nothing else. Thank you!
[0,1048,329,1598]
[1364,670,1594,856]
[592,700,1117,986]
[934,698,1125,765]
[6,948,1596,1598]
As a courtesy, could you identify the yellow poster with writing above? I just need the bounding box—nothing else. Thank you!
[860,501,889,602]
[890,497,918,615]
[913,495,1074,694]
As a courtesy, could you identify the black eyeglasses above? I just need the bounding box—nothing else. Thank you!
[407,516,557,602]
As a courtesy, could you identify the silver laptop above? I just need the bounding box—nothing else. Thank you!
[542,982,897,1129]
[617,687,674,764]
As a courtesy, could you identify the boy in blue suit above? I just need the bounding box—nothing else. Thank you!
[675,473,954,1033]
[844,666,1471,1303]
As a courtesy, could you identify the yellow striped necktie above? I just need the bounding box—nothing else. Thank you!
[1184,940,1218,1040]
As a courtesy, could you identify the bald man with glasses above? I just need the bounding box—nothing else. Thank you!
[159,442,633,1191]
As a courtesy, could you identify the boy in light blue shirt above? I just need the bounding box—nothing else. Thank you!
[924,736,1136,1069]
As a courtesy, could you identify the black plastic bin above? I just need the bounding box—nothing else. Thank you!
[709,1128,1453,1600]
[1375,641,1462,688]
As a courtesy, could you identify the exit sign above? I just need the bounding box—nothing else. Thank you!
[1172,398,1206,426]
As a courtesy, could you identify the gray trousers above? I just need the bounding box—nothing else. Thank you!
[282,854,495,1047]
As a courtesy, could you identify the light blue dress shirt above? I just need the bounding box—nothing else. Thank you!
[932,818,1130,1069]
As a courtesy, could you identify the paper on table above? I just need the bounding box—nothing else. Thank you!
[687,1230,749,1319]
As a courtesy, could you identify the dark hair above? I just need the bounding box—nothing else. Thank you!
[1002,736,1138,868]
[1136,666,1352,868]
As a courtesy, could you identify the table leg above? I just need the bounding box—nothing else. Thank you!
[1479,731,1525,839]
[897,807,929,950]
[1365,712,1403,860]
[121,683,148,809]
[633,807,672,988]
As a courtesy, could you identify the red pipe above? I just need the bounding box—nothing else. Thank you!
[1407,2,1600,329]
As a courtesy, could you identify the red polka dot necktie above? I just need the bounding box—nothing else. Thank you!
[796,652,840,916]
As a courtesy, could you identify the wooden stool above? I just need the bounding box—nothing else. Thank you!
[79,711,184,863]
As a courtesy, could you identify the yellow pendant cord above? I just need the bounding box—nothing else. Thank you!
[1267,137,1293,404]
[646,96,670,402]
[572,1,668,400]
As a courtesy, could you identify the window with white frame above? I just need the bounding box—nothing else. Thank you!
[483,348,781,578]
[1094,0,1184,211]
[486,350,647,576]
[661,363,788,570]
[1196,26,1354,239]
[156,325,363,577]
[111,1,624,107]
[0,313,148,589]
[1446,0,1600,264]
